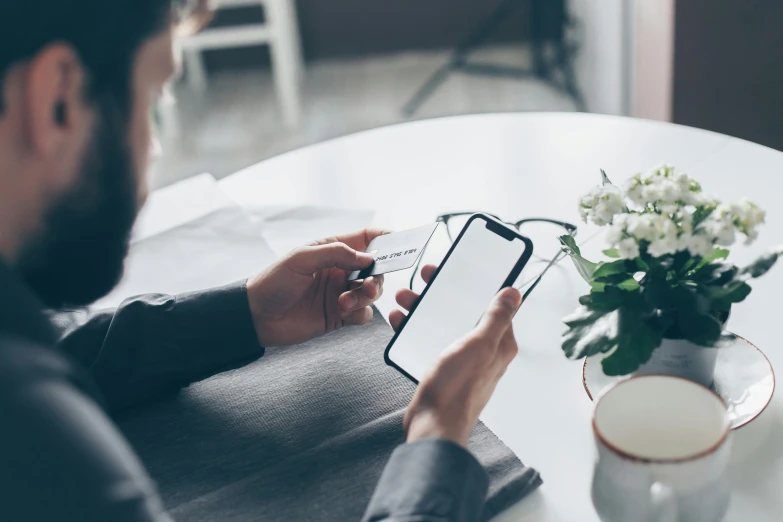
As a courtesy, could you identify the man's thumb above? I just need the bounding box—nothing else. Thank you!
[289,242,374,273]
[476,287,521,340]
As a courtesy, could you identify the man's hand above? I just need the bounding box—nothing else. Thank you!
[247,229,388,347]
[390,265,521,447]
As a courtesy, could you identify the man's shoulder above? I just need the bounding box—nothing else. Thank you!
[0,334,80,394]
[0,332,108,413]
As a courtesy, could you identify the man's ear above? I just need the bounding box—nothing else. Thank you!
[23,44,90,158]
[54,100,67,126]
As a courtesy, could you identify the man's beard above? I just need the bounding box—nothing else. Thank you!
[19,97,139,309]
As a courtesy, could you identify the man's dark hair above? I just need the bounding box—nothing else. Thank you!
[4,0,192,308]
[0,1,182,115]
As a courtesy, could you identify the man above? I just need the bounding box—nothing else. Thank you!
[0,1,522,521]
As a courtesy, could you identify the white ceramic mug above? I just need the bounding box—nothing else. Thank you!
[591,375,732,522]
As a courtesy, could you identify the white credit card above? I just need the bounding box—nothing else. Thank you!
[347,223,439,281]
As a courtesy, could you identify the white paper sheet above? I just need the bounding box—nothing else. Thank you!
[242,205,375,257]
[93,206,278,309]
[132,173,235,243]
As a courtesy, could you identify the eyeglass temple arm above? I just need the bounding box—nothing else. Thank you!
[409,256,419,290]
[412,215,577,292]
[518,250,567,300]
[515,217,578,233]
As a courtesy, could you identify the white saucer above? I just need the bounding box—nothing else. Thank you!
[582,334,775,429]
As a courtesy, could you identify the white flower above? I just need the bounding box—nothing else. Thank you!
[627,165,709,209]
[579,184,626,226]
[604,213,629,245]
[744,227,760,244]
[624,175,646,206]
[674,172,692,192]
[658,203,679,214]
[661,217,678,238]
[648,236,679,258]
[617,237,640,259]
[582,166,767,257]
[592,202,615,226]
[679,211,694,235]
[642,164,669,183]
[704,217,736,246]
[712,202,733,220]
[613,213,630,227]
[642,183,663,204]
[685,233,713,257]
[626,214,660,242]
[732,198,765,244]
[658,180,681,203]
[687,191,717,207]
[645,216,680,258]
[731,198,764,222]
[605,223,624,244]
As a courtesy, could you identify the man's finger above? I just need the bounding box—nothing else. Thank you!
[474,287,522,343]
[496,325,519,365]
[327,228,393,252]
[339,277,383,315]
[395,288,419,312]
[389,310,406,331]
[289,242,374,274]
[342,306,374,326]
[421,264,437,284]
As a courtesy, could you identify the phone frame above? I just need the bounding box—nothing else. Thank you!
[383,212,533,384]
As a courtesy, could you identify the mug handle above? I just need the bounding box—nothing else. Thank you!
[650,482,678,522]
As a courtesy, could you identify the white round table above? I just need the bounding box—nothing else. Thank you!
[218,113,783,521]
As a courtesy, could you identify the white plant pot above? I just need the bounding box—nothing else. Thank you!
[635,337,719,388]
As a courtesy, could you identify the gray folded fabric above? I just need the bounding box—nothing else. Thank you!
[116,310,542,521]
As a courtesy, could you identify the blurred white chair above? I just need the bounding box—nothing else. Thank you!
[175,0,304,129]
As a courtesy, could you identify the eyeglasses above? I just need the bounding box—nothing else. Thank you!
[409,212,578,301]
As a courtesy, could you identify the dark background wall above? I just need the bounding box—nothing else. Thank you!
[673,1,783,151]
[204,0,532,70]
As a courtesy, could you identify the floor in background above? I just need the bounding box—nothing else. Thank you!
[151,44,578,189]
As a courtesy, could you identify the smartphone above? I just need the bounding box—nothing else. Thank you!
[385,213,533,383]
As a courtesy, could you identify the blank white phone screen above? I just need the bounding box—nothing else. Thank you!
[388,217,529,382]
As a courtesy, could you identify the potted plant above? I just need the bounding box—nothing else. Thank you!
[559,165,780,386]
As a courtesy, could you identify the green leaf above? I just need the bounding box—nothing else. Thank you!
[742,251,780,278]
[589,281,606,292]
[603,248,620,258]
[562,307,618,359]
[600,344,641,376]
[563,305,605,328]
[559,235,598,282]
[563,288,671,376]
[672,284,711,316]
[692,262,738,286]
[688,248,730,275]
[692,204,717,228]
[600,303,666,376]
[593,259,636,281]
[678,311,722,346]
[595,273,635,287]
[659,250,694,277]
[560,234,583,256]
[703,279,748,300]
[713,282,752,310]
[635,257,650,272]
[672,285,722,346]
[578,286,635,311]
[723,281,752,303]
[706,247,730,263]
[642,275,677,310]
[616,278,640,291]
